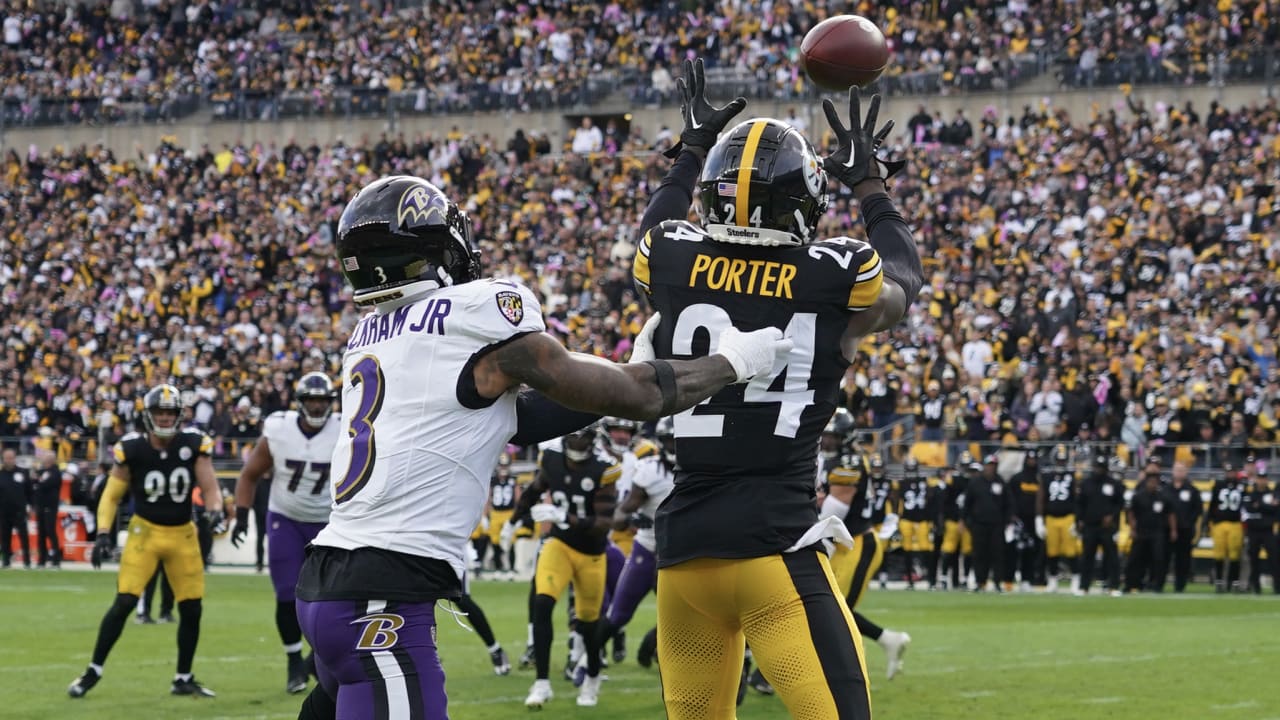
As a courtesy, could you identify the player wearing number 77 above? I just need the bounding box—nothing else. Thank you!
[68,384,225,700]
[290,175,791,720]
[230,372,342,695]
[637,57,922,720]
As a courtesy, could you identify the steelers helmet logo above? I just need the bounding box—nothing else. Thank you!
[581,478,595,492]
[802,150,824,198]
[179,446,192,461]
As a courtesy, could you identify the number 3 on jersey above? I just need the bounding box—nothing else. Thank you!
[671,303,815,439]
[335,355,386,504]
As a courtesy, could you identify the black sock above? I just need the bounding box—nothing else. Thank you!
[580,619,602,676]
[491,543,505,571]
[853,612,884,641]
[176,599,202,675]
[532,594,555,680]
[159,572,175,616]
[92,594,138,666]
[1228,561,1239,589]
[297,682,337,720]
[276,600,303,647]
[455,594,497,648]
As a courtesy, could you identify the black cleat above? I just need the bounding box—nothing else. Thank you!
[612,630,626,664]
[171,677,216,697]
[490,647,511,676]
[748,668,774,695]
[134,613,155,625]
[287,655,308,694]
[304,651,317,679]
[67,667,101,698]
[637,627,658,669]
[518,644,535,670]
[157,613,174,624]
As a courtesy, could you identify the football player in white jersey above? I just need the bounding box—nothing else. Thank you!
[232,372,341,694]
[290,175,792,720]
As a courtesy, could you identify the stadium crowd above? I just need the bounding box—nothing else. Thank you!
[4,0,1276,125]
[0,87,1277,477]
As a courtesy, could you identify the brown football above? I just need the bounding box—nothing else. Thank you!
[800,15,890,91]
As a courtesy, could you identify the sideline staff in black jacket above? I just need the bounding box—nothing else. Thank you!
[1077,454,1124,595]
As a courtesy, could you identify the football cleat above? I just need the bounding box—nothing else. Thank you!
[611,630,626,664]
[490,647,511,676]
[636,627,658,669]
[748,667,774,695]
[879,630,911,680]
[134,613,155,625]
[576,674,601,707]
[287,655,308,694]
[157,613,175,624]
[67,667,101,698]
[171,677,216,697]
[525,679,553,709]
[518,645,535,670]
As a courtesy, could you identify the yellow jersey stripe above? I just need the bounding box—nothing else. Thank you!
[847,251,885,311]
[601,465,623,486]
[112,443,126,464]
[633,230,653,291]
[828,468,861,486]
[735,120,769,228]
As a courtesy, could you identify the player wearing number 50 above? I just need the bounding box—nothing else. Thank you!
[292,176,791,720]
[231,372,341,695]
[637,58,922,720]
[68,384,225,699]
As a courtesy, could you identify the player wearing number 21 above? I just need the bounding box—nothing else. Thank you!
[69,384,225,699]
[290,175,791,720]
[636,58,922,720]
[231,372,342,695]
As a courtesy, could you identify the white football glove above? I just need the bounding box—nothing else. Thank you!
[1004,524,1017,544]
[715,325,793,384]
[480,514,491,533]
[1035,516,1046,540]
[531,503,568,526]
[499,520,519,551]
[630,312,660,363]
[878,513,899,540]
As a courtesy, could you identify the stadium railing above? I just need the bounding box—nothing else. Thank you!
[1052,46,1280,89]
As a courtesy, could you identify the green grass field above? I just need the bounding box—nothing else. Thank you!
[6,568,1280,720]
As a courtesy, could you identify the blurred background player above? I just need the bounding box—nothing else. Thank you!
[232,372,341,694]
[513,425,620,708]
[939,453,975,590]
[897,456,937,590]
[1011,449,1044,591]
[1165,461,1203,593]
[1207,460,1244,592]
[597,416,651,662]
[481,453,519,578]
[456,543,511,674]
[1076,454,1125,597]
[1124,466,1175,593]
[68,384,224,699]
[1241,460,1279,594]
[1037,445,1081,593]
[962,455,1013,593]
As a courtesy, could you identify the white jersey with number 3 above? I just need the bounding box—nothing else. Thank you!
[314,279,546,580]
[263,410,342,523]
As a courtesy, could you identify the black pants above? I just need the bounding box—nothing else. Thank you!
[1019,535,1045,586]
[0,508,30,566]
[1080,525,1120,592]
[1169,529,1195,592]
[1125,533,1166,592]
[970,522,1005,589]
[1246,528,1278,594]
[35,504,60,566]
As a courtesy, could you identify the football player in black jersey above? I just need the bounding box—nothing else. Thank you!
[513,426,622,708]
[635,59,922,719]
[939,453,975,589]
[1208,462,1245,592]
[897,456,937,590]
[1037,445,1081,593]
[68,384,226,699]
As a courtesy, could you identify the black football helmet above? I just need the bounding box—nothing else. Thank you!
[869,452,886,476]
[294,372,337,427]
[903,455,920,480]
[697,118,828,246]
[601,417,638,455]
[143,384,183,439]
[654,416,676,465]
[562,423,598,464]
[336,176,481,307]
[821,408,854,457]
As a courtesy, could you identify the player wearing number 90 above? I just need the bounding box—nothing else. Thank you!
[68,384,224,700]
[637,57,923,720]
[291,175,790,720]
[232,372,341,695]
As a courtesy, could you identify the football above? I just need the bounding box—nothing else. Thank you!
[799,15,890,91]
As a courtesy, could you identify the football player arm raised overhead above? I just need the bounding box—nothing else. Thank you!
[820,89,924,354]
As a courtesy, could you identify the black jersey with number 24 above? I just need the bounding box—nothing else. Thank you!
[635,219,884,568]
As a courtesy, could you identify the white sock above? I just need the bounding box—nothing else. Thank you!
[284,641,304,654]
[89,663,103,675]
[526,623,534,647]
[175,672,192,682]
[487,642,501,653]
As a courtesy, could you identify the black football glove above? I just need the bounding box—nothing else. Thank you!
[206,509,227,535]
[91,534,112,569]
[663,57,748,159]
[821,87,905,189]
[229,507,251,547]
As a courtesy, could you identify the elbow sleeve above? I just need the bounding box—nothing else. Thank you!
[510,390,602,447]
[861,192,924,303]
[637,149,704,240]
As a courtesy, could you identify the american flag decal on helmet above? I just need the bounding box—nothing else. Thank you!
[343,256,360,271]
[717,182,737,196]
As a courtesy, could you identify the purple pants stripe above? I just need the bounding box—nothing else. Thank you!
[267,511,327,602]
[297,598,447,720]
[606,542,657,628]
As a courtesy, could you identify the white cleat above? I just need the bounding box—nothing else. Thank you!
[1070,574,1081,594]
[878,630,911,680]
[525,679,554,709]
[577,674,601,707]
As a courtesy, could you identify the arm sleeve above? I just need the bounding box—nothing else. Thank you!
[637,149,704,241]
[860,192,924,302]
[96,476,129,537]
[510,390,602,447]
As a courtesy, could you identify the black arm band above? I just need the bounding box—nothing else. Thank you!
[646,360,678,417]
[510,390,602,446]
[860,191,924,302]
[637,148,705,241]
